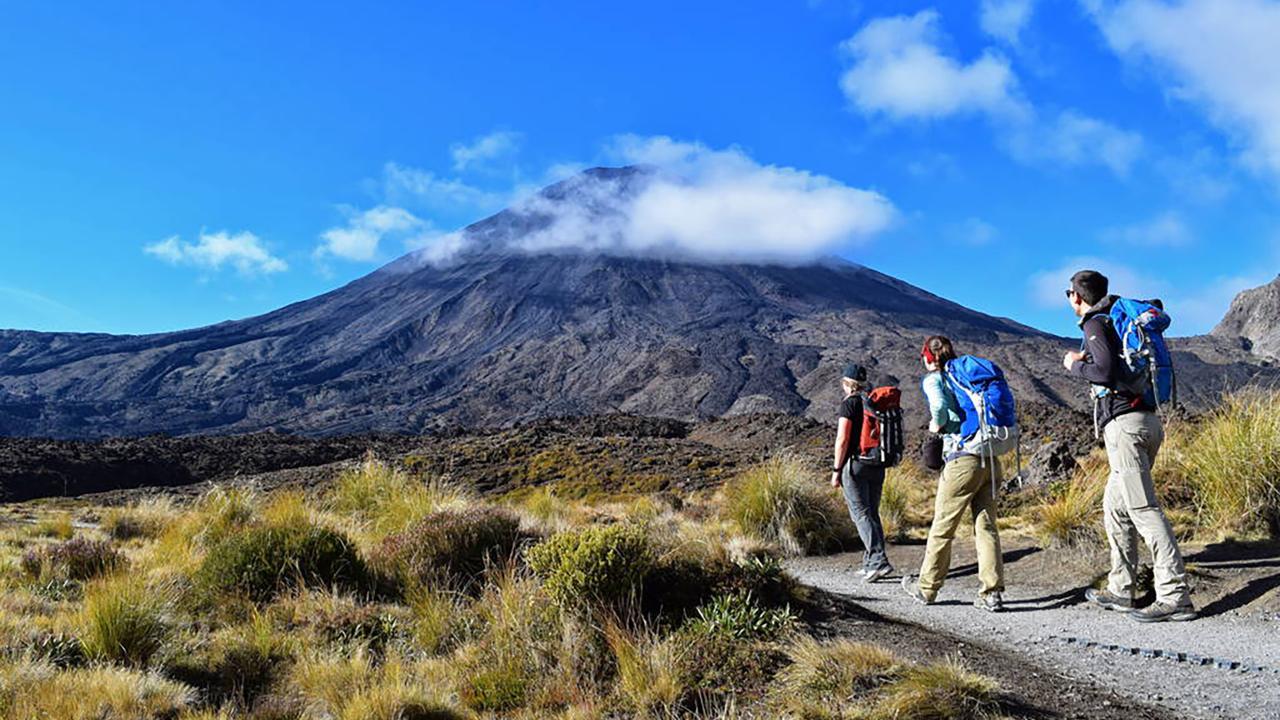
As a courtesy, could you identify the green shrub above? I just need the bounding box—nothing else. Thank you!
[525,523,652,610]
[1179,389,1280,536]
[195,523,368,602]
[22,537,124,581]
[371,507,523,590]
[683,591,795,641]
[24,631,87,669]
[79,576,171,667]
[724,455,857,556]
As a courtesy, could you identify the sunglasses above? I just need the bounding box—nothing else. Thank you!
[1064,289,1076,299]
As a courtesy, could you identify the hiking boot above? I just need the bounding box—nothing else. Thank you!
[864,565,893,584]
[1129,601,1198,623]
[974,592,1004,612]
[901,575,932,605]
[1085,587,1134,612]
[857,567,870,578]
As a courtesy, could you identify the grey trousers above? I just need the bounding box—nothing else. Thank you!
[841,460,891,571]
[1102,411,1190,606]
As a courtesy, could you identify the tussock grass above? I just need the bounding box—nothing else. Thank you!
[1034,450,1107,549]
[724,455,856,557]
[0,660,195,718]
[78,575,172,666]
[874,659,1000,720]
[606,621,683,717]
[101,498,176,541]
[32,512,74,540]
[1177,389,1280,536]
[287,647,462,720]
[327,455,473,539]
[774,637,901,704]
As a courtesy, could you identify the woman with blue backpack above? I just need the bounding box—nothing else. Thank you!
[902,335,1007,612]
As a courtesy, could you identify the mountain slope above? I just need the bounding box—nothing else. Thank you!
[0,168,1273,438]
[1213,275,1280,360]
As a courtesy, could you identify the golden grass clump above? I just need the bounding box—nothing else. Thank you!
[1034,449,1108,549]
[723,454,856,557]
[1176,389,1280,537]
[774,637,901,704]
[101,498,177,541]
[873,659,1000,720]
[605,621,683,717]
[32,512,74,540]
[78,574,173,667]
[327,455,473,539]
[0,660,195,719]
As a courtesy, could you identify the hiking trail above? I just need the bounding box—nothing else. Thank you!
[788,542,1280,720]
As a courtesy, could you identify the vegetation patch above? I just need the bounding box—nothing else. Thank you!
[195,522,368,602]
[22,536,123,581]
[371,506,524,591]
[526,523,652,610]
[724,454,858,556]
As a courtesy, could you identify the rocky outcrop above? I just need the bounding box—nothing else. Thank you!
[1213,276,1280,360]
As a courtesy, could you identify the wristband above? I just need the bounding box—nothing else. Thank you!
[831,466,842,472]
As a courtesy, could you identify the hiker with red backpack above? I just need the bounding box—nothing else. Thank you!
[830,363,902,583]
[902,335,1010,612]
[1063,270,1195,622]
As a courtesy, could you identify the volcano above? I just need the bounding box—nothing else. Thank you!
[0,168,1273,438]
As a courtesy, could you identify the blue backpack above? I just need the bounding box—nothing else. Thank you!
[944,355,1020,465]
[1104,298,1176,410]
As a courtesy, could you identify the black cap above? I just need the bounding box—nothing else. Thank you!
[841,363,867,382]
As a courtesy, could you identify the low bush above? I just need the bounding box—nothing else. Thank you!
[79,576,171,667]
[195,523,368,602]
[526,523,652,610]
[1178,389,1280,536]
[724,455,857,556]
[22,537,124,581]
[23,630,87,669]
[672,626,787,713]
[683,591,795,641]
[372,507,523,591]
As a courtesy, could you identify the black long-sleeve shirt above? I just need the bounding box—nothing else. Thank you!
[1068,296,1150,430]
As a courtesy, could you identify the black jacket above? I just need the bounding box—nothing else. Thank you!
[1068,295,1151,431]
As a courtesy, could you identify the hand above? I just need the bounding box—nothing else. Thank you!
[1062,350,1085,371]
[830,471,841,488]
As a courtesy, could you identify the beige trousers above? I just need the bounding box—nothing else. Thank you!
[917,454,1005,601]
[1102,411,1190,606]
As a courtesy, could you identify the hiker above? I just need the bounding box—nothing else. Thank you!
[831,363,897,583]
[902,336,1007,612]
[1063,270,1196,622]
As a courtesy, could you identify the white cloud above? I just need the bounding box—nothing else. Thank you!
[1102,211,1193,247]
[145,231,287,276]
[381,162,502,212]
[838,10,1028,120]
[1090,0,1280,180]
[1008,110,1143,176]
[1179,273,1270,333]
[838,11,1140,176]
[418,136,898,266]
[981,0,1036,44]
[953,217,999,246]
[450,130,521,171]
[1028,256,1165,309]
[315,206,424,262]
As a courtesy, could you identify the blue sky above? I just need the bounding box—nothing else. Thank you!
[2,1,1278,338]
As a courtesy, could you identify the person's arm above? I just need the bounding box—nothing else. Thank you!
[921,374,949,433]
[1069,317,1118,384]
[831,417,853,488]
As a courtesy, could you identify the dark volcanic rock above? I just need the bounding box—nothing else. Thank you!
[0,167,1274,439]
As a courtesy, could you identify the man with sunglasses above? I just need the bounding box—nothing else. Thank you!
[1063,270,1195,623]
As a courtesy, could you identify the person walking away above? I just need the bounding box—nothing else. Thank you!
[831,363,895,582]
[1063,270,1195,622]
[902,336,1007,612]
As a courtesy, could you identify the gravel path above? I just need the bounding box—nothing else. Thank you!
[788,550,1280,720]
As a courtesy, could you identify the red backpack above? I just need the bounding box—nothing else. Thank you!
[858,387,904,467]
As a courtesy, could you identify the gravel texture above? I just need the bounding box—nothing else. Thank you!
[789,550,1280,720]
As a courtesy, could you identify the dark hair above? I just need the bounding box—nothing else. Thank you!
[923,335,957,365]
[1070,270,1109,306]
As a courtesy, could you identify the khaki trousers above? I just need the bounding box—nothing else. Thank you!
[917,454,1005,601]
[1102,411,1189,606]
